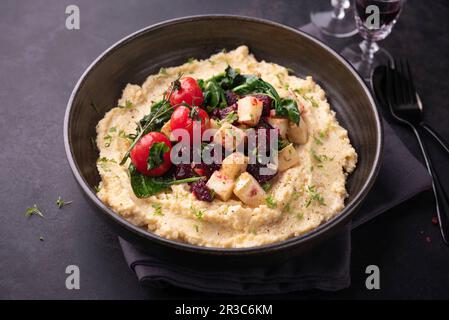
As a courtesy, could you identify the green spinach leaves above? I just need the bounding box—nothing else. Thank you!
[129,164,204,198]
[200,67,300,125]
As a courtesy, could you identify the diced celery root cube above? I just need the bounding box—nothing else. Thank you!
[237,96,263,127]
[287,119,308,144]
[212,122,246,151]
[277,144,300,171]
[233,172,266,207]
[206,171,235,201]
[221,152,248,179]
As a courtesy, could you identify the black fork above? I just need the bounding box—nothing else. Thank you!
[386,59,449,245]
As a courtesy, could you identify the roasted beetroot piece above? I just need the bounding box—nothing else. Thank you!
[255,119,279,157]
[247,162,277,184]
[256,117,274,130]
[174,163,196,180]
[226,91,240,106]
[211,103,238,122]
[190,179,214,202]
[252,94,273,116]
[192,162,221,179]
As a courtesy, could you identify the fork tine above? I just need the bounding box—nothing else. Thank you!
[405,60,418,104]
[385,65,393,106]
[393,58,403,106]
[396,58,416,105]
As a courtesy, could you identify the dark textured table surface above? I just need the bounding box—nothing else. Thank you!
[1,0,448,299]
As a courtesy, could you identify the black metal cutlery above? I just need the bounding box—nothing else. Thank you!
[375,60,449,244]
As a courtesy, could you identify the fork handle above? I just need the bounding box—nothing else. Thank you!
[413,125,449,244]
[421,123,449,156]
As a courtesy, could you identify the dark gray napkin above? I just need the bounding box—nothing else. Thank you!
[119,120,431,294]
[118,24,432,294]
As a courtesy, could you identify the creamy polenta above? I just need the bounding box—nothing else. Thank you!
[95,46,357,248]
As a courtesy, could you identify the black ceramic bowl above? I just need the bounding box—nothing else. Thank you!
[64,15,382,265]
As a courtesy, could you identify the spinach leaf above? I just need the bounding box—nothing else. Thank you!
[275,98,300,125]
[129,164,204,198]
[147,142,170,170]
[200,66,300,124]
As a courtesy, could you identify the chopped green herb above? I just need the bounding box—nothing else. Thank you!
[159,67,168,75]
[187,57,196,64]
[94,185,101,192]
[97,157,116,171]
[194,224,199,232]
[310,149,334,163]
[297,212,304,220]
[313,135,323,145]
[119,100,134,109]
[250,227,257,235]
[305,185,326,208]
[262,182,272,192]
[319,127,330,138]
[25,204,44,218]
[109,127,117,133]
[307,97,319,108]
[265,195,277,209]
[118,130,133,141]
[104,134,112,147]
[152,203,163,216]
[286,67,295,75]
[283,202,291,213]
[56,196,72,209]
[208,59,216,65]
[191,206,205,219]
[294,88,307,95]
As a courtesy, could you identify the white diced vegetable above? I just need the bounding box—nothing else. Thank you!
[213,122,246,151]
[221,152,248,179]
[287,119,308,144]
[266,117,289,139]
[237,96,263,127]
[233,172,266,207]
[206,171,235,201]
[277,144,300,171]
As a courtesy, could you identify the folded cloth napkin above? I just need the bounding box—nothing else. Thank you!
[119,116,431,295]
[118,24,432,295]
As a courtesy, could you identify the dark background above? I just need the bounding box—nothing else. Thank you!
[1,0,448,299]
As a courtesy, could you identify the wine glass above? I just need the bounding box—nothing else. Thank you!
[341,0,405,81]
[310,0,358,38]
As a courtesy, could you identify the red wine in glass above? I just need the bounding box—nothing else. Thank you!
[341,0,405,81]
[355,0,403,40]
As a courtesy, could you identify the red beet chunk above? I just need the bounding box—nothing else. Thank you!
[190,179,214,202]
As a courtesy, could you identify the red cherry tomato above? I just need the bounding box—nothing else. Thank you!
[130,132,172,176]
[166,77,204,107]
[170,105,210,143]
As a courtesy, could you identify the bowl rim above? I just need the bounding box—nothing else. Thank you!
[64,14,383,255]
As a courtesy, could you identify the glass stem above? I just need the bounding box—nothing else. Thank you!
[359,38,379,64]
[332,0,350,20]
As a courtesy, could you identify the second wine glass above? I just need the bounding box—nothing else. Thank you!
[341,0,404,81]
